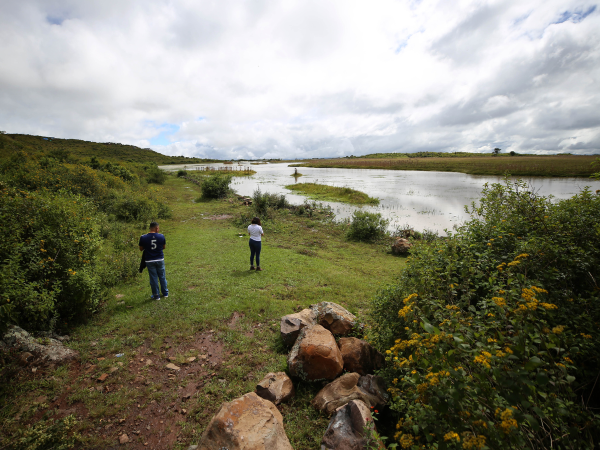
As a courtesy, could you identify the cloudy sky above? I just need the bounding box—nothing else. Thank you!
[1,0,599,159]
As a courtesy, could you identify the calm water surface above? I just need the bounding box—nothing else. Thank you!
[161,163,600,234]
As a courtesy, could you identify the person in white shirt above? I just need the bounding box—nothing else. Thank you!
[248,217,265,271]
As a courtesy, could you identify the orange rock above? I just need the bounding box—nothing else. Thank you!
[288,325,343,381]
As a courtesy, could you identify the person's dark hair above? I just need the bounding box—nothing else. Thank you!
[251,217,261,225]
[149,221,159,230]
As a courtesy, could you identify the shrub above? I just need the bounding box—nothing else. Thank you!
[252,188,289,216]
[0,185,102,331]
[177,169,188,178]
[14,414,82,449]
[144,164,167,184]
[346,210,388,242]
[202,173,233,199]
[370,179,600,449]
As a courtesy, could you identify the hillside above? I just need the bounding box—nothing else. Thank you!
[0,133,218,165]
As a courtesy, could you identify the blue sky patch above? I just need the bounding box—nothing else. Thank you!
[554,5,596,24]
[149,123,180,146]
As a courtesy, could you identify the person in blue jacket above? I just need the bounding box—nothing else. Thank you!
[139,222,169,300]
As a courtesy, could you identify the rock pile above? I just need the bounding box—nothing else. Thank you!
[197,301,388,450]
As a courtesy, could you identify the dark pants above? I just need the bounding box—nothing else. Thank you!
[249,239,261,267]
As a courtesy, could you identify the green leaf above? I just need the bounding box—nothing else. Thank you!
[566,375,576,383]
[523,414,540,431]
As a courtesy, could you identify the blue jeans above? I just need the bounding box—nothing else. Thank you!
[146,260,168,298]
[249,239,261,267]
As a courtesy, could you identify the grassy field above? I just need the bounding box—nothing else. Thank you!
[292,155,599,177]
[0,133,217,165]
[0,175,403,449]
[285,182,379,205]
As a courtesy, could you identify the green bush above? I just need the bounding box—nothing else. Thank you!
[202,173,233,199]
[177,169,188,178]
[252,188,289,216]
[144,164,167,184]
[370,179,600,449]
[346,210,388,242]
[0,185,102,331]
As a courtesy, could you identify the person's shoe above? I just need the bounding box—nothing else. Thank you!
[162,295,169,299]
[150,295,160,300]
[250,266,255,270]
[256,267,263,271]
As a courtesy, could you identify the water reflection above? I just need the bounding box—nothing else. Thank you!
[161,163,600,235]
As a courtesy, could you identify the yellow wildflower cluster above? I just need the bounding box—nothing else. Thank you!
[474,351,492,369]
[398,294,418,320]
[497,263,506,271]
[487,338,497,343]
[515,253,529,260]
[461,433,486,449]
[497,408,518,433]
[507,260,520,267]
[540,302,558,310]
[472,420,488,429]
[398,433,414,449]
[496,350,506,358]
[444,431,460,442]
[492,297,506,307]
[581,333,592,339]
[552,325,565,334]
[425,370,450,387]
[446,305,459,310]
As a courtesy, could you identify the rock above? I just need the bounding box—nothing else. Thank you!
[391,238,413,255]
[312,373,379,415]
[98,373,109,382]
[187,446,198,450]
[311,302,356,335]
[1,325,78,364]
[280,308,317,346]
[357,375,388,409]
[119,433,130,444]
[19,352,35,365]
[338,338,384,376]
[198,392,293,450]
[321,400,383,450]
[255,372,295,405]
[288,325,343,381]
[166,363,180,371]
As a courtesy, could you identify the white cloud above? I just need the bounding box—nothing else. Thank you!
[0,0,599,159]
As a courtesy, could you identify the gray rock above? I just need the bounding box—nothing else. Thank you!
[357,375,388,408]
[311,302,357,335]
[1,325,78,363]
[321,400,381,450]
[391,237,413,255]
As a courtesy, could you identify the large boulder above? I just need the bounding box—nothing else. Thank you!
[1,325,78,364]
[198,392,293,450]
[312,373,386,415]
[321,400,383,450]
[391,238,412,255]
[357,375,388,408]
[255,372,295,405]
[288,325,343,381]
[280,308,317,346]
[338,337,384,376]
[311,302,357,336]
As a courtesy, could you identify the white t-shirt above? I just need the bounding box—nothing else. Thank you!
[248,224,264,241]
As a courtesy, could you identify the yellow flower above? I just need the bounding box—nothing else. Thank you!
[492,297,506,307]
[581,333,592,339]
[461,433,486,449]
[540,303,558,310]
[552,325,565,334]
[497,408,518,433]
[487,338,497,343]
[487,243,492,246]
[444,431,460,442]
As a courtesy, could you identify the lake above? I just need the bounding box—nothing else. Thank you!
[160,163,600,234]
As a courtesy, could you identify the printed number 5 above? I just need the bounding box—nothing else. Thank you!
[151,239,157,250]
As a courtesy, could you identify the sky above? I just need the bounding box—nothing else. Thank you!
[1,0,599,160]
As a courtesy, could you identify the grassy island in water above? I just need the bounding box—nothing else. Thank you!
[285,182,379,205]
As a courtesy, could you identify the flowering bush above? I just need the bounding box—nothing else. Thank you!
[370,179,600,449]
[0,185,102,331]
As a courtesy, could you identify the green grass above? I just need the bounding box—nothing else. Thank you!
[0,175,403,449]
[292,155,599,177]
[285,182,380,205]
